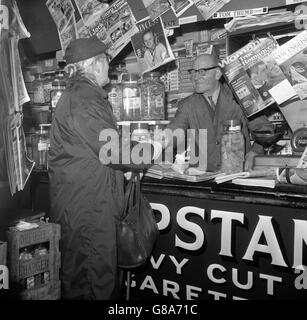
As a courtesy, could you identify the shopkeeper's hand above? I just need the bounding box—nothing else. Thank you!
[244,150,257,171]
[124,171,143,180]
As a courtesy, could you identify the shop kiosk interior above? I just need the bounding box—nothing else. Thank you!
[1,0,307,300]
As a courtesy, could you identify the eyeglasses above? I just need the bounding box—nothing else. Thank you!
[188,66,218,76]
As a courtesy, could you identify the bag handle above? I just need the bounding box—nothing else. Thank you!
[135,172,141,218]
[121,172,137,219]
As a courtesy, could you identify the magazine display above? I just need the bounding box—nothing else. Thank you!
[193,0,230,20]
[74,0,108,24]
[141,0,170,21]
[0,0,34,194]
[239,37,296,106]
[168,0,194,17]
[160,7,180,29]
[85,0,138,58]
[46,0,75,33]
[131,17,175,74]
[271,30,307,100]
[219,39,266,118]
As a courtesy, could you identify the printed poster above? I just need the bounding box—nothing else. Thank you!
[46,0,75,33]
[131,17,175,74]
[142,0,170,21]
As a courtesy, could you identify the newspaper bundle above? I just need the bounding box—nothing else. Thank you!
[131,17,175,74]
[271,30,307,100]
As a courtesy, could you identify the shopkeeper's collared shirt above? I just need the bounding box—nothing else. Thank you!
[167,83,273,171]
[204,85,220,107]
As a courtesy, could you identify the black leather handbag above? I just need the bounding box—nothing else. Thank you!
[116,172,159,269]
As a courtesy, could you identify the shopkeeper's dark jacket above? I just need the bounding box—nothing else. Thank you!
[167,84,273,171]
[48,75,151,300]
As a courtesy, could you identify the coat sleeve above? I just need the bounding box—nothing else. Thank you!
[166,100,190,153]
[71,92,153,171]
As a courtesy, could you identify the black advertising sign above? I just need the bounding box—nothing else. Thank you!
[130,192,307,300]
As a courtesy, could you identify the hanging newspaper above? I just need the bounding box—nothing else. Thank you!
[168,0,194,17]
[219,39,266,118]
[193,0,231,20]
[74,0,108,25]
[86,0,138,59]
[239,37,296,106]
[131,17,175,74]
[46,0,75,33]
[58,14,78,53]
[161,7,180,29]
[141,0,170,21]
[4,116,34,195]
[271,30,307,100]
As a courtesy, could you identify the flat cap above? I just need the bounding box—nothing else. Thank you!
[64,36,108,64]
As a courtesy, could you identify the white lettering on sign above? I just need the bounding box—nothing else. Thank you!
[0,265,9,289]
[0,5,9,32]
[293,219,307,269]
[139,275,158,294]
[233,296,248,300]
[150,204,307,269]
[163,279,180,299]
[232,268,253,290]
[175,206,205,251]
[186,285,202,300]
[150,203,170,231]
[242,216,288,267]
[208,290,227,300]
[294,265,307,289]
[150,254,166,270]
[169,256,189,275]
[259,274,282,295]
[211,210,245,257]
[207,264,226,284]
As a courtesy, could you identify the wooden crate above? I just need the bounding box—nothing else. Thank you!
[20,280,61,300]
[0,241,7,266]
[7,221,61,299]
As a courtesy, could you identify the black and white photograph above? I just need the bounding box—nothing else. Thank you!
[2,0,307,311]
[131,17,175,73]
[168,0,194,17]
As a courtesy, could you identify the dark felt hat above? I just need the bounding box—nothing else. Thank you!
[64,36,108,64]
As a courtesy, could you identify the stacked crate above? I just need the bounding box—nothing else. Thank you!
[7,221,61,300]
[0,241,7,266]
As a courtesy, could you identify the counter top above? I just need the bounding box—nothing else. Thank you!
[141,176,307,209]
[31,170,307,209]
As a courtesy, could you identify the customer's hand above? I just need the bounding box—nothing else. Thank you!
[244,151,257,171]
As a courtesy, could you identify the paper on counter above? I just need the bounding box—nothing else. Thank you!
[15,221,39,231]
[232,177,276,188]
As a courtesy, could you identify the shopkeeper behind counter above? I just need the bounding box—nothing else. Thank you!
[165,53,274,171]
